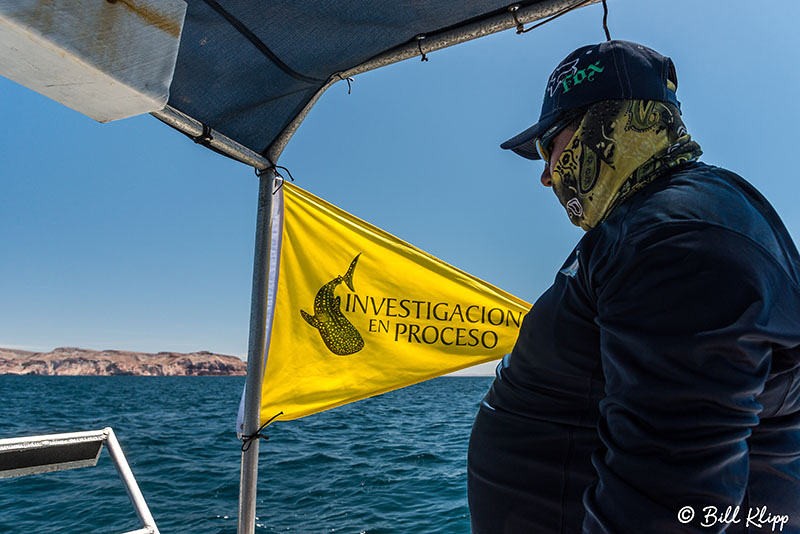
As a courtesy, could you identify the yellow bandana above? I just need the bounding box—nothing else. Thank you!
[550,99,702,230]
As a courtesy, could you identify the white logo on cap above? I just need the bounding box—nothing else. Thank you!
[547,58,580,98]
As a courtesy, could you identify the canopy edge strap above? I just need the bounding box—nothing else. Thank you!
[200,0,325,84]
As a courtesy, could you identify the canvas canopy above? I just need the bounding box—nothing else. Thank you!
[158,0,598,166]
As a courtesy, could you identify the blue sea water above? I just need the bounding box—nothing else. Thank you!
[0,375,492,533]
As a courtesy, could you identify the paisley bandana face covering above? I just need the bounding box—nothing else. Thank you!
[550,99,702,230]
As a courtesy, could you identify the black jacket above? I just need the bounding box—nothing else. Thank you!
[468,162,800,533]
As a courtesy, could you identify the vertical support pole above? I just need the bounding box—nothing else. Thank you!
[237,170,275,534]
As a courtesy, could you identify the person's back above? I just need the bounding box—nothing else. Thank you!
[470,161,800,533]
[469,40,800,533]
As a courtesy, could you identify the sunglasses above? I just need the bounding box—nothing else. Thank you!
[535,110,584,164]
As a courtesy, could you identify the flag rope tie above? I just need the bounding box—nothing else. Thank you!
[272,166,294,194]
[241,411,283,452]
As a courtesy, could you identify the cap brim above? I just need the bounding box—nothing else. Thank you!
[500,111,560,161]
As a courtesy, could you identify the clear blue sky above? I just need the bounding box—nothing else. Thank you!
[2,0,798,361]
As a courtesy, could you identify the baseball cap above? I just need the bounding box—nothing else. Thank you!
[501,40,681,160]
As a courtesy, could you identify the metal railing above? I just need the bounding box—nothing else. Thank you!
[0,427,160,534]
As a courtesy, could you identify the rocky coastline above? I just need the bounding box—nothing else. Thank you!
[0,347,246,376]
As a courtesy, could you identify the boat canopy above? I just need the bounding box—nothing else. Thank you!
[155,0,598,167]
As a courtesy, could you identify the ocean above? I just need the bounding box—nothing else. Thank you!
[0,375,493,533]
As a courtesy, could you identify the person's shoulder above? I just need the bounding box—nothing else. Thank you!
[587,161,800,285]
[610,161,777,240]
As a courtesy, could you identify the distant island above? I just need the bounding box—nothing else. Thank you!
[0,347,246,376]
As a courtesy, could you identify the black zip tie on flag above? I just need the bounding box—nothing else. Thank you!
[254,165,295,194]
[415,35,429,62]
[602,0,611,41]
[509,0,595,35]
[272,165,294,194]
[255,164,293,182]
[336,73,355,94]
[241,411,283,452]
[192,123,213,145]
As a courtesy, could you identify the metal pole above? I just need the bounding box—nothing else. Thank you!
[104,428,160,534]
[237,170,275,534]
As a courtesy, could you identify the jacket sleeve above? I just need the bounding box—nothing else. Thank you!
[582,223,775,533]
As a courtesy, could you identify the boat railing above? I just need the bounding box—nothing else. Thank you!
[0,427,160,534]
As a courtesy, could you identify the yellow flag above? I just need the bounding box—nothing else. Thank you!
[258,183,530,424]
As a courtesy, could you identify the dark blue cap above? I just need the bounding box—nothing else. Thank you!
[501,40,681,160]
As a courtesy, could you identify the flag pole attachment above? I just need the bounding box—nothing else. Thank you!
[238,168,276,534]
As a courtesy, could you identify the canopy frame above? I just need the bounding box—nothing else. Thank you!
[152,0,599,171]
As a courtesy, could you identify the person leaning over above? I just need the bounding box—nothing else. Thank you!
[467,40,800,533]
